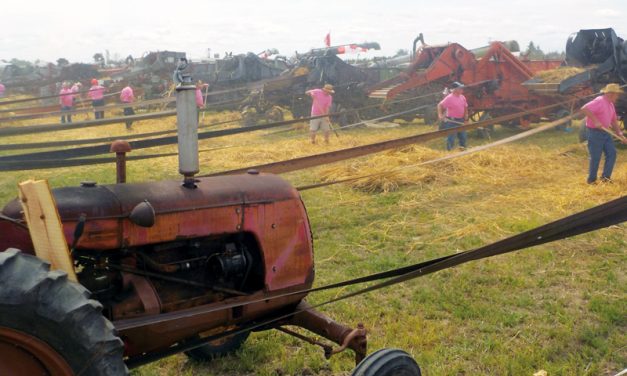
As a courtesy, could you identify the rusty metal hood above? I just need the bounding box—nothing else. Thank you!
[2,173,299,221]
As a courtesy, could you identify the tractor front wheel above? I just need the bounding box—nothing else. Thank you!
[0,248,127,376]
[351,348,422,376]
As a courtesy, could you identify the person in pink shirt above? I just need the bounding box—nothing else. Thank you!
[59,82,74,124]
[437,82,469,151]
[195,80,209,123]
[580,83,627,184]
[120,83,135,129]
[0,82,5,97]
[88,78,106,119]
[306,84,334,144]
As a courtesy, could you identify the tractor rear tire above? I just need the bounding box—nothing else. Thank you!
[184,330,250,362]
[351,348,422,376]
[0,248,127,376]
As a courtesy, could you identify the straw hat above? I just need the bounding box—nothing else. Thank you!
[600,83,623,94]
[323,84,335,94]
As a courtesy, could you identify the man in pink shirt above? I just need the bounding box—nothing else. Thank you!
[88,78,106,119]
[0,83,5,97]
[59,82,74,124]
[580,83,627,184]
[437,82,469,151]
[120,83,135,129]
[306,84,334,144]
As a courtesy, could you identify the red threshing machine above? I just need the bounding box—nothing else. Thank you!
[0,60,422,376]
[368,37,565,126]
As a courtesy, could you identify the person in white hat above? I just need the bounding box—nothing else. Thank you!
[306,84,334,144]
[580,83,627,184]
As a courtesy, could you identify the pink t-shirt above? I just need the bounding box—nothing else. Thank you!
[582,95,617,129]
[59,88,74,107]
[195,88,204,108]
[439,93,468,118]
[0,83,5,96]
[120,86,134,103]
[308,89,333,116]
[88,85,105,100]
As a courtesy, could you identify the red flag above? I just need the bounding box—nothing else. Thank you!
[324,32,331,47]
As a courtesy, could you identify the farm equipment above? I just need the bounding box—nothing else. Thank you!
[0,62,422,376]
[368,36,564,126]
[521,28,627,140]
[108,50,186,99]
[238,42,382,126]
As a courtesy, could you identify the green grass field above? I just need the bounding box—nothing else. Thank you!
[0,112,625,376]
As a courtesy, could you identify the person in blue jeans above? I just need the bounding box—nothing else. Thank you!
[437,82,468,151]
[580,83,627,184]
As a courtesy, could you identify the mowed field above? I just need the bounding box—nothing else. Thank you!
[0,109,625,376]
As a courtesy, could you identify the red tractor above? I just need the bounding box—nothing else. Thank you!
[0,63,421,375]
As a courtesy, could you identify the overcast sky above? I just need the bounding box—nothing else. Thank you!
[1,0,625,63]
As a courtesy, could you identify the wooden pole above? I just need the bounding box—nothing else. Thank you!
[18,179,78,282]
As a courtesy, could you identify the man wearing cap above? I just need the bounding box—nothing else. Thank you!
[437,82,469,151]
[580,83,627,184]
[88,78,106,119]
[306,84,334,144]
[59,82,74,124]
[120,83,135,130]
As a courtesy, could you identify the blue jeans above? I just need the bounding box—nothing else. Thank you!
[60,106,72,123]
[587,128,616,183]
[442,118,467,150]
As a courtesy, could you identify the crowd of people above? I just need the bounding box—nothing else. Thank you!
[3,75,624,184]
[54,79,135,128]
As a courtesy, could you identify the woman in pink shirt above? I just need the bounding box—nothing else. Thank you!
[88,78,106,119]
[437,82,469,151]
[59,82,74,124]
[580,83,627,184]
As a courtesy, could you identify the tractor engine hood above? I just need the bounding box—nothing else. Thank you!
[1,173,309,251]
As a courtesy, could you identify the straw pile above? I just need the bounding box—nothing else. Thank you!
[316,142,627,195]
[534,67,586,83]
[317,146,446,193]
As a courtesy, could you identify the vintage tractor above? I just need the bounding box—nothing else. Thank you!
[0,63,422,375]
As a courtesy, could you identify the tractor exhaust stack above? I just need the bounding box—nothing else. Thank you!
[174,58,199,188]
